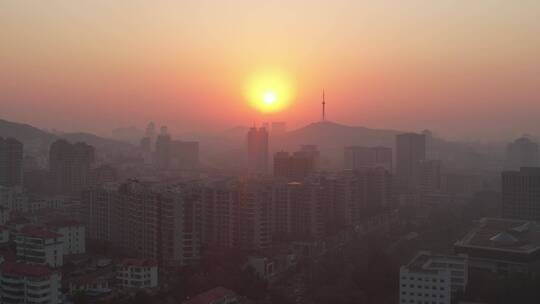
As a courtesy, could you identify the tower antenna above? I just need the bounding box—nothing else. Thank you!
[322,89,326,121]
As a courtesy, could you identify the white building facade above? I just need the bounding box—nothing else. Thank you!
[15,226,64,268]
[117,259,158,289]
[399,251,468,304]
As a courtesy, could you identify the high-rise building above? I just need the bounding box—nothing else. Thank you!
[49,140,94,194]
[396,133,426,192]
[200,180,237,249]
[417,159,442,193]
[145,122,156,148]
[502,167,540,221]
[335,168,392,226]
[234,180,272,249]
[82,180,202,267]
[247,127,269,175]
[155,126,171,170]
[15,226,64,268]
[344,146,392,172]
[273,150,316,181]
[506,137,540,170]
[170,140,199,170]
[0,262,62,304]
[0,137,23,187]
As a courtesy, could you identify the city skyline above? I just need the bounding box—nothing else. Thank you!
[2,1,540,139]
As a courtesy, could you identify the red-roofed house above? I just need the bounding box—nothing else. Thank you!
[117,259,158,289]
[15,225,64,267]
[183,287,238,304]
[0,261,62,304]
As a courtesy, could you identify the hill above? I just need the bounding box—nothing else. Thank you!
[0,118,133,154]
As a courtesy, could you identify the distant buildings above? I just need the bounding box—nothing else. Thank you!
[171,140,199,170]
[154,126,172,170]
[247,127,269,175]
[49,140,94,194]
[145,124,200,170]
[396,133,426,193]
[0,137,23,187]
[399,251,468,304]
[273,147,318,181]
[506,137,540,170]
[0,261,62,304]
[454,217,540,274]
[344,146,392,172]
[502,167,540,221]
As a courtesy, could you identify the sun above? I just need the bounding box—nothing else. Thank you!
[263,91,277,105]
[244,70,295,114]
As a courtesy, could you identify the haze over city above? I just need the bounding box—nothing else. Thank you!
[3,2,540,304]
[2,1,540,139]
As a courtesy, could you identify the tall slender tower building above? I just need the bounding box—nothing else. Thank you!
[0,137,23,187]
[396,133,426,193]
[247,127,269,175]
[155,126,171,170]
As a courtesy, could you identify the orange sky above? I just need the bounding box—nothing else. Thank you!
[1,1,540,139]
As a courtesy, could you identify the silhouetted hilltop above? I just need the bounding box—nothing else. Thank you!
[283,121,402,147]
[275,121,403,168]
[0,119,56,143]
[0,118,132,153]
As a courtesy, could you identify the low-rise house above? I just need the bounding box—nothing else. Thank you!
[117,259,158,289]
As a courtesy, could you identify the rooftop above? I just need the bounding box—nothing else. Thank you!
[404,251,467,274]
[1,261,54,277]
[183,287,236,304]
[19,225,63,239]
[118,258,157,268]
[455,218,540,254]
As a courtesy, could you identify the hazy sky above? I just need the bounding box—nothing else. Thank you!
[1,1,539,139]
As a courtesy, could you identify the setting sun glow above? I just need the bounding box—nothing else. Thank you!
[245,70,295,114]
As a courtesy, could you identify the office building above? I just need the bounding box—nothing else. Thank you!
[396,133,426,192]
[49,140,94,194]
[506,137,540,170]
[0,137,23,187]
[155,126,171,170]
[455,217,540,274]
[344,146,392,172]
[502,167,540,221]
[399,251,468,304]
[247,127,269,175]
[273,150,316,181]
